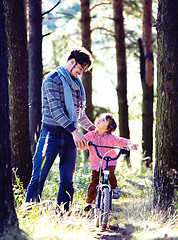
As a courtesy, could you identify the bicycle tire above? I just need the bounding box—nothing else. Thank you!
[99,187,110,230]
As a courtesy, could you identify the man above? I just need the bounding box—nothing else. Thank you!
[26,47,95,211]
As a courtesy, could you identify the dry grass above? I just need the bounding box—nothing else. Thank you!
[18,201,98,240]
[111,197,178,240]
[14,154,177,240]
[16,191,178,240]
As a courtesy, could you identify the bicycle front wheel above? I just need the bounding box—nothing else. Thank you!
[99,187,110,230]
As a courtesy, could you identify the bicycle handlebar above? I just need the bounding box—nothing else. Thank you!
[87,141,130,161]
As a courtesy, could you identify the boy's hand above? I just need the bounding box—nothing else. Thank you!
[130,144,139,150]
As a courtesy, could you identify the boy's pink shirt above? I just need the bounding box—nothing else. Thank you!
[81,130,131,171]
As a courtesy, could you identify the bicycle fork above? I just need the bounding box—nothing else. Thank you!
[97,169,112,211]
[97,185,112,210]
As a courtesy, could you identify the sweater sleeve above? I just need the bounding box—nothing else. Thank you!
[78,112,96,132]
[113,135,131,148]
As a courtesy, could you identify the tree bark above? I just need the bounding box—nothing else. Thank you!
[80,0,94,124]
[113,0,130,167]
[142,0,154,168]
[0,1,18,236]
[28,0,42,155]
[154,0,178,212]
[3,0,32,189]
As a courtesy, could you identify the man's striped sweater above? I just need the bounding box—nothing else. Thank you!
[41,71,95,133]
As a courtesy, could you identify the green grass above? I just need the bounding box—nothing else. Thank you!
[13,153,178,240]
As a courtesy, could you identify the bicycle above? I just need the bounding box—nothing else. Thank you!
[87,140,132,231]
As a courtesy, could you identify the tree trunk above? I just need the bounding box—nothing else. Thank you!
[142,0,154,168]
[80,0,94,124]
[0,1,18,236]
[113,0,130,167]
[3,0,32,189]
[154,0,178,212]
[28,0,43,155]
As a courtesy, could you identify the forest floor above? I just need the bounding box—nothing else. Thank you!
[15,181,178,240]
[11,156,178,240]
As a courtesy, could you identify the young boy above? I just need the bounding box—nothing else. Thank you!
[79,113,138,212]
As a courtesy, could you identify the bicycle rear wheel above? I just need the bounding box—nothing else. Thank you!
[99,187,110,230]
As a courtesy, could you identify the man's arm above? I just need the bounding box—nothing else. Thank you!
[78,112,95,131]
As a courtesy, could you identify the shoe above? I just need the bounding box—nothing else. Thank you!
[112,185,120,199]
[84,203,92,212]
[101,223,107,231]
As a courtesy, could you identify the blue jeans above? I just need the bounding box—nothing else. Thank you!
[26,125,77,211]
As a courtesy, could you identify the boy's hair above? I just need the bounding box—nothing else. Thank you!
[67,47,94,72]
[101,113,117,134]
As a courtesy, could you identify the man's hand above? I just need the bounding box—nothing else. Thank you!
[71,129,87,148]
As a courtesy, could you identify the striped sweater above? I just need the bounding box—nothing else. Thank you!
[41,71,95,133]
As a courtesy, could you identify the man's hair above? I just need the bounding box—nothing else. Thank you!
[67,47,94,71]
[100,113,117,134]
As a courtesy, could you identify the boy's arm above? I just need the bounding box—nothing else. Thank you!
[114,136,138,149]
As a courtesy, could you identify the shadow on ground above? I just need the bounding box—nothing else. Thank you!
[95,223,135,240]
